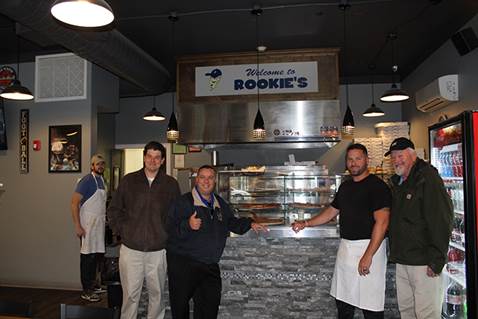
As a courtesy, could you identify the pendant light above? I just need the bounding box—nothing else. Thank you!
[251,6,266,140]
[51,0,114,28]
[363,66,385,117]
[1,36,34,101]
[143,96,165,121]
[167,13,179,142]
[340,2,354,135]
[380,33,410,102]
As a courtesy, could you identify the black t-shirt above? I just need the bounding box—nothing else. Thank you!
[331,174,391,240]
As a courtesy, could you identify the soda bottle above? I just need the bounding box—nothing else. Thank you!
[445,281,464,317]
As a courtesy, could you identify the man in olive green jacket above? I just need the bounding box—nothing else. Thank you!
[386,137,453,319]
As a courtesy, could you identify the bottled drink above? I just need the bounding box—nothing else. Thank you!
[445,281,464,317]
[447,247,464,274]
[459,218,466,246]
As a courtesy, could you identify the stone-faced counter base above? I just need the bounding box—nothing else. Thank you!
[138,237,400,318]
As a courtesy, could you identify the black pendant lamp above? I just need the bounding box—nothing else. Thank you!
[51,0,114,28]
[363,69,385,117]
[0,37,34,101]
[143,96,165,121]
[167,13,180,142]
[340,2,354,135]
[251,6,266,140]
[380,33,410,102]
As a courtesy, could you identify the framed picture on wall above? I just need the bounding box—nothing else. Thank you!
[48,125,81,173]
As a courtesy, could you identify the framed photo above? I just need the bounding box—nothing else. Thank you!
[48,125,81,173]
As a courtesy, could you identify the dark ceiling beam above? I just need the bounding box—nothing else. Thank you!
[0,0,171,95]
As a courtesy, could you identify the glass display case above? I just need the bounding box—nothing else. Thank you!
[217,166,342,238]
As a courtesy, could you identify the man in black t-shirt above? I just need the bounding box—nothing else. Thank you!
[292,143,391,319]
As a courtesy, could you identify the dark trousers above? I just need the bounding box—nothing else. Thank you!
[167,251,222,319]
[336,299,384,319]
[80,253,102,292]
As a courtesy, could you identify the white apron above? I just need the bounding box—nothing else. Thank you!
[330,238,387,312]
[80,173,107,254]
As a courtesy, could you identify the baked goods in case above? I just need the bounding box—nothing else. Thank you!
[239,203,281,210]
[241,165,266,173]
[289,202,325,209]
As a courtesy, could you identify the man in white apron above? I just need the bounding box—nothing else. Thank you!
[71,154,107,302]
[292,143,391,319]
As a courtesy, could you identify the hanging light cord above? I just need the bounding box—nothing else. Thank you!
[340,2,350,107]
[16,36,20,80]
[169,13,178,114]
[255,11,260,112]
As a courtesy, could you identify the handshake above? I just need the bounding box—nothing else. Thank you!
[291,220,309,233]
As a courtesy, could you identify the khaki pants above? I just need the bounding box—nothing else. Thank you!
[119,244,167,319]
[396,264,444,319]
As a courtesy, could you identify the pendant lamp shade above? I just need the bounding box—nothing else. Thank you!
[167,112,179,141]
[342,105,355,135]
[252,109,266,139]
[363,103,385,117]
[143,107,165,121]
[0,79,34,100]
[51,0,114,28]
[380,83,410,102]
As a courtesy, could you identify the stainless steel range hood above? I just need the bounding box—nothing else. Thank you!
[177,100,342,146]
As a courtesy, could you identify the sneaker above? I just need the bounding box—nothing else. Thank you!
[81,291,101,302]
[93,286,107,294]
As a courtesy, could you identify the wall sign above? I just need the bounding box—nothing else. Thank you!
[19,109,29,174]
[0,66,16,90]
[195,62,318,97]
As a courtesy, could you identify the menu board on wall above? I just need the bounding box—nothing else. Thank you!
[19,109,29,174]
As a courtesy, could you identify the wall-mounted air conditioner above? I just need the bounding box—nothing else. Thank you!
[415,74,459,112]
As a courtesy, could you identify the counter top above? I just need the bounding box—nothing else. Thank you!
[232,224,339,238]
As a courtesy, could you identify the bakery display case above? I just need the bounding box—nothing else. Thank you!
[217,166,342,238]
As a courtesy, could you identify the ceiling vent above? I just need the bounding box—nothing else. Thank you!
[35,53,87,102]
[415,74,458,112]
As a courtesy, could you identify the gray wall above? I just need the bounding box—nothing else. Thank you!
[0,61,118,289]
[402,14,478,150]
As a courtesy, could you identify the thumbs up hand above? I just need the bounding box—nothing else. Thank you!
[189,211,202,230]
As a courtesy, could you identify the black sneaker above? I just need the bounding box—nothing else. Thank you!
[81,291,101,302]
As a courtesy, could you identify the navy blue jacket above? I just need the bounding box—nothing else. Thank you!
[167,188,252,264]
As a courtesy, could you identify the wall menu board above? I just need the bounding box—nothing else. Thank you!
[0,100,6,150]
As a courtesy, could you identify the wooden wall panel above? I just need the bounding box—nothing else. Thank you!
[177,48,339,104]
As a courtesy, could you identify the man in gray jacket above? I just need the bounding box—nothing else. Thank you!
[107,141,180,319]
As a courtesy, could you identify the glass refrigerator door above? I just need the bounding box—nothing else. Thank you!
[430,121,468,318]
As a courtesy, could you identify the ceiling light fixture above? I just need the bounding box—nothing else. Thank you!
[51,0,114,28]
[167,13,180,142]
[339,1,354,135]
[363,65,385,117]
[0,36,34,101]
[380,33,410,102]
[143,96,165,121]
[251,6,266,140]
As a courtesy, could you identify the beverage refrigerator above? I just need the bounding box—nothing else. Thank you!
[429,111,478,319]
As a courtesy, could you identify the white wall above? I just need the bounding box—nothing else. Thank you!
[402,14,478,151]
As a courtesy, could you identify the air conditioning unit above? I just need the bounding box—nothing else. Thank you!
[415,74,459,112]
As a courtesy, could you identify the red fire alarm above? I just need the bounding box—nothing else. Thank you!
[33,140,41,151]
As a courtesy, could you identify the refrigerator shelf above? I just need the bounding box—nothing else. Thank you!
[441,142,462,153]
[450,241,465,252]
[454,209,464,215]
[444,269,466,288]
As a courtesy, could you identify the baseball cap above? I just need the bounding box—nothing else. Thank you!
[91,154,105,165]
[384,137,415,156]
[205,68,222,78]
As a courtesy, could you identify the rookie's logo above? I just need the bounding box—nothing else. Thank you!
[0,66,16,90]
[205,68,222,90]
